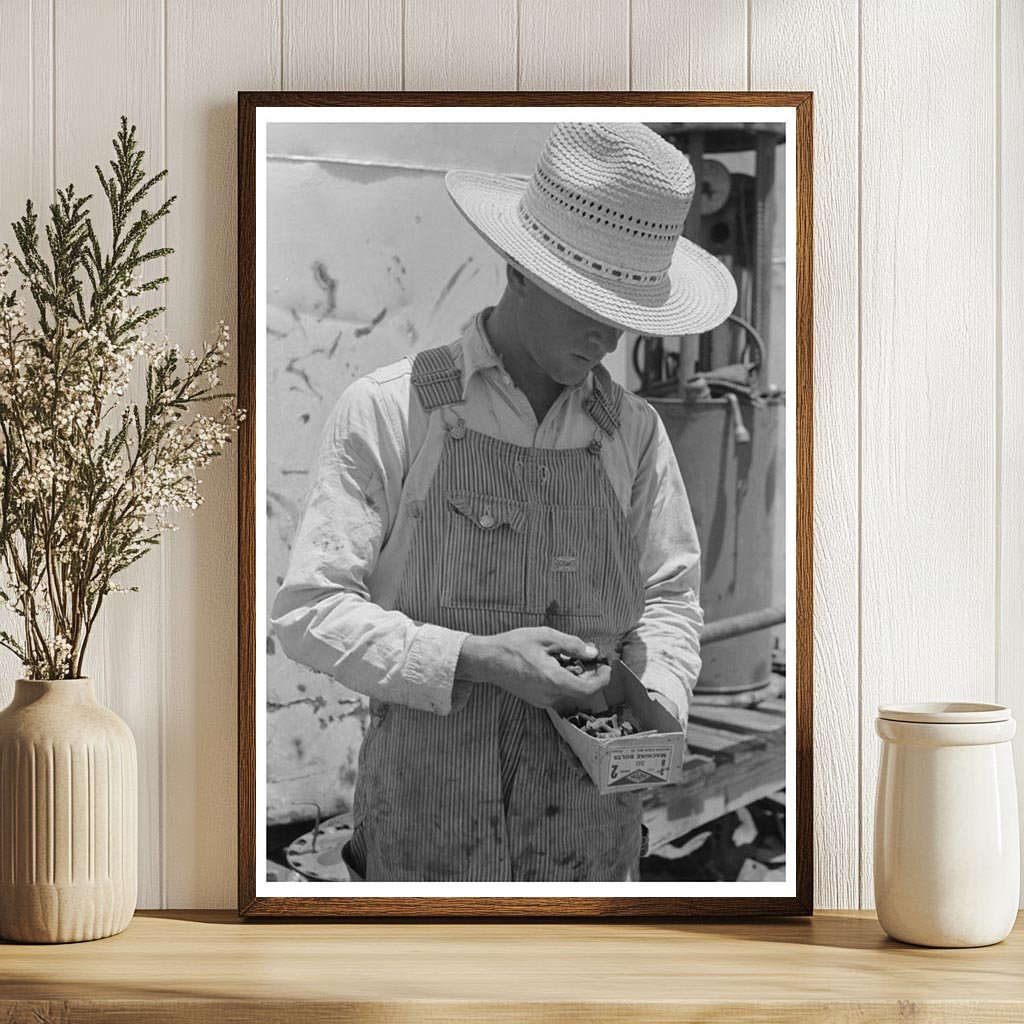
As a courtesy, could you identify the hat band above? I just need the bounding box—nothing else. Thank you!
[516,201,667,286]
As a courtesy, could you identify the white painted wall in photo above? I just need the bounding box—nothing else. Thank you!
[0,0,1017,910]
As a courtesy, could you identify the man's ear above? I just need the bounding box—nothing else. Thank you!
[506,263,528,295]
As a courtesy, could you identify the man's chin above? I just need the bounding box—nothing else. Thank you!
[551,363,593,386]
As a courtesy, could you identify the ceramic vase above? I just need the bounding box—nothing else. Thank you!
[0,678,137,943]
[874,701,1019,948]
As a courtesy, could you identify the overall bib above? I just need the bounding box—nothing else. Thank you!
[346,346,646,882]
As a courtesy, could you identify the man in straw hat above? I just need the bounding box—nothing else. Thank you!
[272,122,737,882]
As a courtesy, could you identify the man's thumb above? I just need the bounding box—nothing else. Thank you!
[550,632,598,661]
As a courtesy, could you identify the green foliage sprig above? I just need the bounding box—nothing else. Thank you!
[0,116,243,679]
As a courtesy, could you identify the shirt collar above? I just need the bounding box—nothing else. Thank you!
[459,306,594,398]
[460,306,505,385]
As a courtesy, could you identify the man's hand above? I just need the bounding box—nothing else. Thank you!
[456,627,611,710]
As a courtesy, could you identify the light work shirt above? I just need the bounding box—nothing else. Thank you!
[270,307,704,722]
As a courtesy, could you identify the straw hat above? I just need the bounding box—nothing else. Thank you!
[445,122,737,336]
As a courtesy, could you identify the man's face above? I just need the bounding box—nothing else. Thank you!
[515,276,623,385]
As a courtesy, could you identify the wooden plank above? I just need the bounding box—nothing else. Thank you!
[283,0,402,90]
[685,722,766,763]
[630,0,746,91]
[0,1,53,695]
[403,0,516,90]
[5,910,1024,1019]
[689,705,786,739]
[859,0,998,909]
[51,0,165,909]
[163,0,280,908]
[646,777,789,857]
[1000,0,1024,906]
[677,750,716,787]
[518,0,629,90]
[644,742,786,851]
[750,0,860,913]
[0,0,51,237]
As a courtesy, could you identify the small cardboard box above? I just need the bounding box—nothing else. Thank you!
[546,660,687,794]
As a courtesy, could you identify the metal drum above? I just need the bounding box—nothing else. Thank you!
[649,394,783,696]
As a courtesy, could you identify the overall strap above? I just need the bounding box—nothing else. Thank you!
[412,342,622,436]
[584,363,624,438]
[409,345,465,411]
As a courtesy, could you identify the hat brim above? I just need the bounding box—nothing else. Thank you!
[445,169,738,336]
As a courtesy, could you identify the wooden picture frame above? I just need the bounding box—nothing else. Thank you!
[238,91,813,917]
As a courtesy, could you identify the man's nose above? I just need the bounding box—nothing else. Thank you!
[587,326,621,354]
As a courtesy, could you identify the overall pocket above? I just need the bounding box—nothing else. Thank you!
[528,504,616,620]
[440,490,529,612]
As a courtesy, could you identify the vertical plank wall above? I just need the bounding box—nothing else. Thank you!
[749,0,860,912]
[1003,0,1024,900]
[0,13,51,674]
[162,0,279,909]
[53,0,167,910]
[858,0,999,908]
[0,0,1016,909]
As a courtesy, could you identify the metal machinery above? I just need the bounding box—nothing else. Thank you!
[641,124,787,700]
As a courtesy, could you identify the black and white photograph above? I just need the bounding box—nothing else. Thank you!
[242,97,809,913]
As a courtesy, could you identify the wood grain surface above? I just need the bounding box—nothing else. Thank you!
[1,910,1022,1023]
[518,0,629,91]
[283,0,402,91]
[404,0,517,90]
[48,0,167,914]
[750,0,860,912]
[1000,0,1024,923]
[858,0,999,909]
[163,0,280,909]
[631,0,747,91]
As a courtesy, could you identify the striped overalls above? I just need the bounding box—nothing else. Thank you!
[346,345,646,881]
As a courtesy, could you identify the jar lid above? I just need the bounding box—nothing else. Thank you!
[877,701,1011,724]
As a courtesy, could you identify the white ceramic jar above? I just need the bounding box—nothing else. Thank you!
[874,702,1019,947]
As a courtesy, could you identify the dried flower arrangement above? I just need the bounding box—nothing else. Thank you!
[0,117,243,680]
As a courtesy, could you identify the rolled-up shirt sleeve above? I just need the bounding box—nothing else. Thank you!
[270,376,469,715]
[620,408,704,729]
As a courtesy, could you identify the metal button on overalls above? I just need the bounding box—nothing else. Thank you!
[347,345,645,882]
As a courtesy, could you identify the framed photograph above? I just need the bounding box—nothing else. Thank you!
[238,91,813,917]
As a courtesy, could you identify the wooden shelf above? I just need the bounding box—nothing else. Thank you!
[2,910,1022,1021]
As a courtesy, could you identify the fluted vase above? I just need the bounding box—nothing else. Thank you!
[0,678,137,943]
